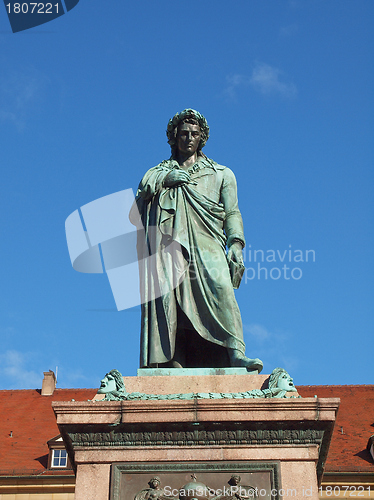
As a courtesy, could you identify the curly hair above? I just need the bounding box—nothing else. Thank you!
[268,367,289,389]
[166,108,210,157]
[107,369,126,391]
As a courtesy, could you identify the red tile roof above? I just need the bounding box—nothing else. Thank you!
[0,388,96,476]
[298,385,374,473]
[0,385,372,476]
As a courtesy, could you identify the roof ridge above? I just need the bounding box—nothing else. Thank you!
[0,387,97,393]
[298,384,374,388]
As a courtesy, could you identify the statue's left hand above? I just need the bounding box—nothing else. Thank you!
[227,241,244,265]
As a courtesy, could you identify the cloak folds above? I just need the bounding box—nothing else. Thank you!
[130,158,246,368]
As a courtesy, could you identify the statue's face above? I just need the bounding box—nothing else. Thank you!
[231,476,240,485]
[150,479,160,489]
[98,373,117,394]
[277,372,297,392]
[177,122,201,156]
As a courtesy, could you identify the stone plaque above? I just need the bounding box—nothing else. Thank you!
[110,462,280,500]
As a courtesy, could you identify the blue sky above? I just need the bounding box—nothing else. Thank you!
[0,0,373,390]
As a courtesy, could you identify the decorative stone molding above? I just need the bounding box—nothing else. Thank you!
[67,427,324,448]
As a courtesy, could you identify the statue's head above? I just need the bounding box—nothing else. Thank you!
[268,367,297,392]
[98,369,125,394]
[228,475,241,486]
[167,109,209,157]
[148,477,161,489]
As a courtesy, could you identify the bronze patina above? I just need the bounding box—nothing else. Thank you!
[130,109,263,371]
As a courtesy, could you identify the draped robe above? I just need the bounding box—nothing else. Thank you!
[130,157,247,368]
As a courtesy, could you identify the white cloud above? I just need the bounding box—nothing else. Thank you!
[277,355,299,373]
[0,347,98,390]
[244,323,271,341]
[249,62,297,97]
[224,62,297,100]
[0,350,41,389]
[57,367,91,388]
[0,326,16,335]
[0,110,17,124]
[224,74,251,100]
[0,69,49,130]
[279,24,298,37]
[243,323,299,376]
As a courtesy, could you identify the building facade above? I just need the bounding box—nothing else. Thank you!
[0,373,373,499]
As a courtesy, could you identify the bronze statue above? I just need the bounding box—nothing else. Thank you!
[130,109,263,371]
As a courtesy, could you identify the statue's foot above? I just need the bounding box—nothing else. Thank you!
[229,350,263,373]
[158,360,184,368]
[170,360,183,368]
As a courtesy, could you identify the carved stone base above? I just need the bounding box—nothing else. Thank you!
[53,375,339,500]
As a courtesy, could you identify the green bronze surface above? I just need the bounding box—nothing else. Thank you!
[130,109,263,372]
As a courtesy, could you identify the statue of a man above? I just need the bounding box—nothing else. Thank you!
[130,109,263,371]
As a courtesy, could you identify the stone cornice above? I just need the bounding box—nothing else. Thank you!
[53,397,339,425]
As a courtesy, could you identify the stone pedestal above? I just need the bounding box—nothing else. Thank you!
[53,374,339,500]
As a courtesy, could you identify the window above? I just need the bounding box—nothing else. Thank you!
[47,434,71,469]
[51,449,68,468]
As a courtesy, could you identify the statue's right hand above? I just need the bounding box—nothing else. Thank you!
[164,169,192,187]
